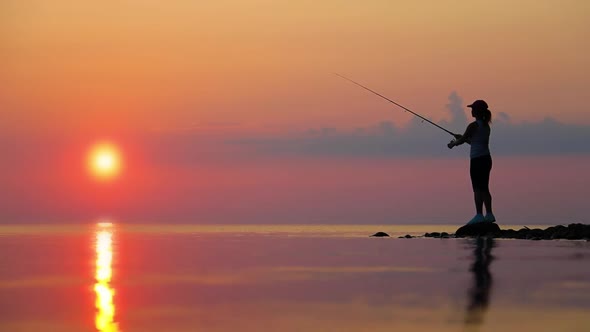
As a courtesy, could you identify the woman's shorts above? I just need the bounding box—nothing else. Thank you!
[470,155,492,193]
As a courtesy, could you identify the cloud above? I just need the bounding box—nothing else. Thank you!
[225,92,590,158]
[492,117,590,155]
[442,91,469,129]
[2,91,587,171]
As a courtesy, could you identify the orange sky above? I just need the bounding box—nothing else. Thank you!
[2,0,589,134]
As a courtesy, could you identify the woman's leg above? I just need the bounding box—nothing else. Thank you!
[471,157,485,216]
[483,156,493,214]
[484,192,492,214]
[474,191,484,215]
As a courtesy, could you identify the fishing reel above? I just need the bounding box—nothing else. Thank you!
[447,139,456,149]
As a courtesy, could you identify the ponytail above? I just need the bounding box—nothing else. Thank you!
[483,109,492,124]
[475,108,492,124]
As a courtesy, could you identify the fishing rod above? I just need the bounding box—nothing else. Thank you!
[334,73,456,137]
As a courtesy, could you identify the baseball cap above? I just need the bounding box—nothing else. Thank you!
[467,100,488,109]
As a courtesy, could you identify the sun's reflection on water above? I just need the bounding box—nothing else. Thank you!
[94,223,120,332]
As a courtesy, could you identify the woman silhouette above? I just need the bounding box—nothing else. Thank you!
[448,100,495,225]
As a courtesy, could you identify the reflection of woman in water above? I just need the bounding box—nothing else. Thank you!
[448,100,495,225]
[465,237,494,326]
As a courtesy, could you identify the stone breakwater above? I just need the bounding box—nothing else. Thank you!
[371,223,590,240]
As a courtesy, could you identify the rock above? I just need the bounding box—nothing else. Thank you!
[549,225,569,239]
[566,223,590,239]
[424,232,451,238]
[526,229,544,240]
[515,228,529,239]
[545,225,565,239]
[460,223,590,240]
[455,222,501,237]
[370,232,389,237]
[392,223,589,241]
[498,229,517,238]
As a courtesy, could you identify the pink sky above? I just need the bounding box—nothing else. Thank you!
[1,1,589,224]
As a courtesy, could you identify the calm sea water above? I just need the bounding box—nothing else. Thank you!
[1,223,589,332]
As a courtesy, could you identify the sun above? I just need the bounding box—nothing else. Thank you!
[88,143,122,181]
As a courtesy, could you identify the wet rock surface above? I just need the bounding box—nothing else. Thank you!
[425,232,450,238]
[492,223,590,240]
[373,223,590,240]
[455,222,501,237]
[430,223,589,240]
